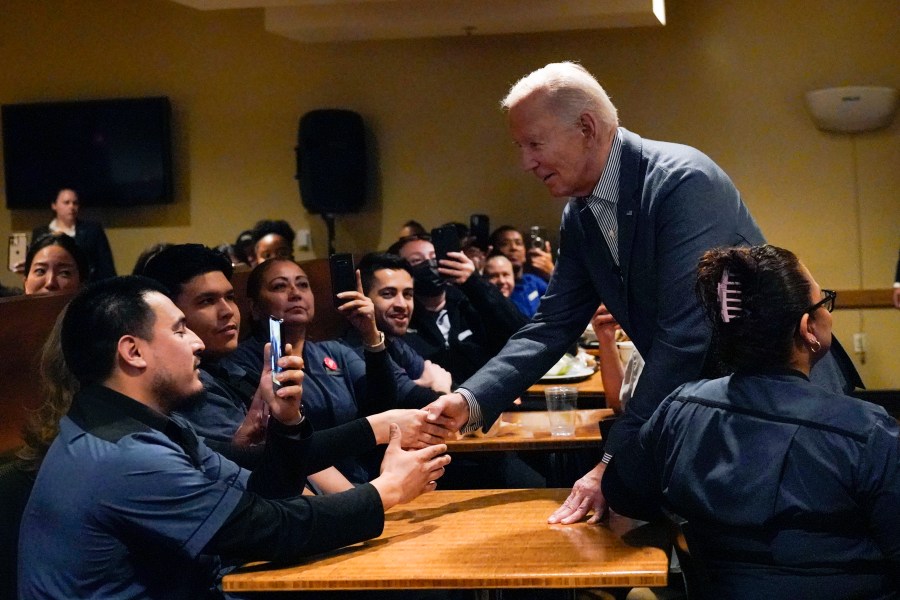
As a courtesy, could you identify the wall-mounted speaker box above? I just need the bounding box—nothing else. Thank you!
[804,86,899,133]
[296,109,366,214]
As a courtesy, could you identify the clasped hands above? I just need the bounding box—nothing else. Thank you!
[423,392,608,524]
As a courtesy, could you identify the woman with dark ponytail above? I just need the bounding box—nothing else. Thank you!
[603,245,900,599]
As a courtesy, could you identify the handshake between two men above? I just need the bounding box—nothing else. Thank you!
[422,393,608,525]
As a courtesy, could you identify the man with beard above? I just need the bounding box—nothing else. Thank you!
[18,276,450,599]
[140,244,449,491]
[370,247,544,489]
[388,235,527,385]
[341,253,452,406]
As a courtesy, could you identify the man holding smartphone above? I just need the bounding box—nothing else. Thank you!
[387,234,527,386]
[140,245,449,463]
[19,275,450,599]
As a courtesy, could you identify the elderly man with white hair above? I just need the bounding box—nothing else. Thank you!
[425,61,861,524]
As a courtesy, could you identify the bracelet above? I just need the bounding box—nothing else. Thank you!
[365,330,386,352]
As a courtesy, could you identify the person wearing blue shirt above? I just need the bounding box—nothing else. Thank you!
[140,245,444,490]
[18,276,450,599]
[483,253,548,319]
[342,253,452,407]
[604,245,900,598]
[224,257,421,484]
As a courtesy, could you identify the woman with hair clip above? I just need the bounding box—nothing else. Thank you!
[603,245,900,599]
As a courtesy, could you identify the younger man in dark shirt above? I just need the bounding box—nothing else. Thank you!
[19,276,449,599]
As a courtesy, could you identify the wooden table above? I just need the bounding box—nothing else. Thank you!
[524,368,606,408]
[446,409,612,453]
[222,488,669,594]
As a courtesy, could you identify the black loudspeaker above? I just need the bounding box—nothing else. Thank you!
[296,109,366,214]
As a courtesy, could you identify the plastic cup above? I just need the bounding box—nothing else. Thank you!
[544,386,577,437]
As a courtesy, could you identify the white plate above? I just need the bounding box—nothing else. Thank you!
[539,364,596,383]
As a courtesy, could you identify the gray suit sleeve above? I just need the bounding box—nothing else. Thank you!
[606,159,764,454]
[460,203,600,429]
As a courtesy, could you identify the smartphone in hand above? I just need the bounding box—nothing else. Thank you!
[269,316,284,391]
[528,226,548,250]
[431,225,460,264]
[8,233,27,272]
[329,253,356,308]
[469,214,490,252]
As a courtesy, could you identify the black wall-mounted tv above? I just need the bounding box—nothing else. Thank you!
[2,96,173,209]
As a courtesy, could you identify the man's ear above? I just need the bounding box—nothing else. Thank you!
[117,335,148,370]
[579,112,598,141]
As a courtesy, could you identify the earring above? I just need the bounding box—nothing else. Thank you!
[808,337,821,353]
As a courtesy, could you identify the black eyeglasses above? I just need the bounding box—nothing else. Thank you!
[806,289,836,314]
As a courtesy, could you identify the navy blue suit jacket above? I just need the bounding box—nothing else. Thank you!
[462,128,771,454]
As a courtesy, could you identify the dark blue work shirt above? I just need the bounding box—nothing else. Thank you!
[174,358,258,443]
[19,385,248,600]
[606,371,900,599]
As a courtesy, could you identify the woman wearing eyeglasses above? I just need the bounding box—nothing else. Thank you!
[603,245,899,599]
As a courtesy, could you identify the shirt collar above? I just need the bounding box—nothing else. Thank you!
[581,127,623,206]
[48,218,77,237]
[68,384,202,467]
[736,367,811,382]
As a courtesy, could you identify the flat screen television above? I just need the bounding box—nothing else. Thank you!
[2,96,173,209]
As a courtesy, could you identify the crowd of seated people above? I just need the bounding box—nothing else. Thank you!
[9,208,892,600]
[387,233,527,386]
[220,256,422,484]
[13,276,450,599]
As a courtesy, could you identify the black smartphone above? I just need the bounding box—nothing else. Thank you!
[469,214,490,251]
[329,253,356,308]
[431,225,460,263]
[268,316,284,391]
[528,226,548,250]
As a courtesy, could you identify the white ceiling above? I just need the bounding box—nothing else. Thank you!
[167,0,666,43]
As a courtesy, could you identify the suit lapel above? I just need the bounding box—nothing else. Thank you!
[616,129,644,290]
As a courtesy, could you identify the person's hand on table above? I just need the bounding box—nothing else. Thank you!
[424,392,471,433]
[548,461,608,525]
[367,409,455,449]
[893,286,900,309]
[371,424,451,509]
[259,342,305,425]
[437,251,476,285]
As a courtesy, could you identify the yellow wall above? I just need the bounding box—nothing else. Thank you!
[1,0,898,387]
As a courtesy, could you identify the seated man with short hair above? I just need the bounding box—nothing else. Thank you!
[341,253,452,406]
[388,235,527,385]
[140,244,448,489]
[18,276,450,599]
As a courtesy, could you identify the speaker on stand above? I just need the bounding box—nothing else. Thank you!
[295,109,367,255]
